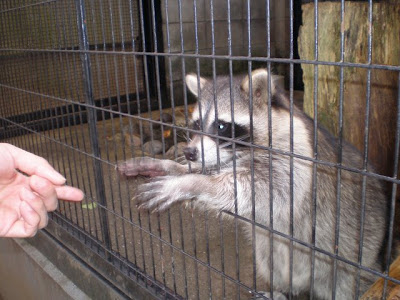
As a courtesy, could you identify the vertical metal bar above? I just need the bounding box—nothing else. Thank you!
[355,0,373,297]
[24,2,38,164]
[163,0,178,158]
[28,3,43,163]
[99,0,121,257]
[73,0,100,242]
[116,0,137,273]
[382,73,400,298]
[126,0,144,157]
[66,0,84,224]
[150,0,166,155]
[226,0,241,297]
[265,0,274,297]
[126,0,146,279]
[51,2,83,233]
[28,3,62,218]
[209,0,221,174]
[106,0,128,265]
[192,0,205,298]
[245,0,257,294]
[289,0,295,297]
[138,0,158,283]
[7,6,25,146]
[4,8,23,146]
[332,0,346,297]
[178,0,190,152]
[190,0,212,298]
[117,0,136,272]
[149,0,168,294]
[52,1,67,175]
[139,0,155,157]
[163,0,179,294]
[130,1,146,158]
[128,0,148,278]
[63,0,80,227]
[206,1,225,295]
[176,0,190,296]
[310,0,319,298]
[68,0,97,240]
[86,0,106,243]
[35,3,52,174]
[125,0,140,160]
[51,1,88,234]
[75,0,112,258]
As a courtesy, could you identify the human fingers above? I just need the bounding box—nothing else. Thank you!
[5,199,41,238]
[29,175,58,212]
[3,143,66,185]
[0,144,19,184]
[30,173,84,204]
[20,186,49,229]
[55,185,84,202]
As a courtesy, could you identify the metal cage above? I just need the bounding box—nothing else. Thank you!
[1,0,399,299]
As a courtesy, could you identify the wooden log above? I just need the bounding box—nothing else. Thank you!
[361,255,400,299]
[298,2,400,177]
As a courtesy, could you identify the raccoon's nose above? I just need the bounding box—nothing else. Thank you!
[183,147,198,162]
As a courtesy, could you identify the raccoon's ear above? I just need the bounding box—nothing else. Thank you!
[240,69,276,105]
[185,73,208,97]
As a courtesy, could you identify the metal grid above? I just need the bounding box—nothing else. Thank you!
[0,0,145,122]
[1,0,400,299]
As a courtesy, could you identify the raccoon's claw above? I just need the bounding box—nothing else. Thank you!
[117,157,167,177]
[134,176,192,212]
[136,192,171,211]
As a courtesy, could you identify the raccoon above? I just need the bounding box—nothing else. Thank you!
[118,69,387,299]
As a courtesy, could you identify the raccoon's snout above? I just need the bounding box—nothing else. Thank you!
[183,147,198,162]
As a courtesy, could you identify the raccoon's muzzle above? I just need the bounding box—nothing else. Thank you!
[183,147,198,161]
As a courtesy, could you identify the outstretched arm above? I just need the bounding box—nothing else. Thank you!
[0,143,84,238]
[135,171,251,216]
[118,157,190,177]
[118,157,253,215]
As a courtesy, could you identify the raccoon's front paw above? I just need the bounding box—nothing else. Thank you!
[117,157,168,177]
[135,176,192,211]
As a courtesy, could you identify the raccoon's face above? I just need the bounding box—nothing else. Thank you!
[183,69,276,167]
[185,107,251,166]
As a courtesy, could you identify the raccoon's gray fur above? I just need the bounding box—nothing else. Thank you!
[118,69,387,299]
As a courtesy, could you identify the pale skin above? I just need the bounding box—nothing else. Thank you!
[0,143,84,238]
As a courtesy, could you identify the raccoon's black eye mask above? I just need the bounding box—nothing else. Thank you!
[190,119,250,146]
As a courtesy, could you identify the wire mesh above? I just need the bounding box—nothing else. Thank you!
[1,0,400,299]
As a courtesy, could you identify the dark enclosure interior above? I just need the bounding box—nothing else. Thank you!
[1,0,400,299]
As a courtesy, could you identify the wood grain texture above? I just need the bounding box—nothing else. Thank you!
[298,2,400,177]
[361,256,400,299]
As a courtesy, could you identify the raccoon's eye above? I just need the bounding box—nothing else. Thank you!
[217,121,230,136]
[214,120,249,141]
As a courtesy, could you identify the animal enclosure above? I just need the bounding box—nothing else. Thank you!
[1,0,400,299]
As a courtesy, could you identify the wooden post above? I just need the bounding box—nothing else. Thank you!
[299,2,400,296]
[298,2,399,177]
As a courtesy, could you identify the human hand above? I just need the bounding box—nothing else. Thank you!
[0,143,84,238]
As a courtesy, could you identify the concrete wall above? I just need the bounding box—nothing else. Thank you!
[160,0,290,104]
[0,222,157,300]
[0,238,89,300]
